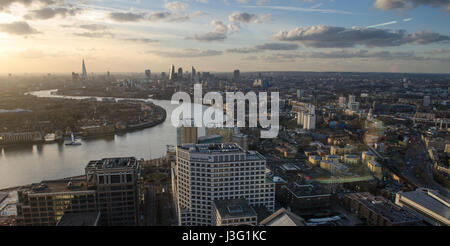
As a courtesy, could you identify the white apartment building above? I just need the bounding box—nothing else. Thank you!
[172,143,275,226]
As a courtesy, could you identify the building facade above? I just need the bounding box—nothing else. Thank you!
[173,143,275,226]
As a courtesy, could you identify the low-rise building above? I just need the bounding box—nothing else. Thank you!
[343,154,360,165]
[395,188,450,226]
[320,160,348,174]
[213,199,258,226]
[344,192,421,226]
[308,155,321,166]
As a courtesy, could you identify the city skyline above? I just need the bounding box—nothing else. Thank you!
[0,0,449,74]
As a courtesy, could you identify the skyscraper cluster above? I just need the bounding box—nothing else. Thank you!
[169,64,200,83]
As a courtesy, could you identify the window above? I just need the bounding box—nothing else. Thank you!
[111,175,121,184]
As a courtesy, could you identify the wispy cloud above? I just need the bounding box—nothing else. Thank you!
[367,18,413,28]
[244,5,358,15]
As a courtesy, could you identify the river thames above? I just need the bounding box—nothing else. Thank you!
[0,90,207,189]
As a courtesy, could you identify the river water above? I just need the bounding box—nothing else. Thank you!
[0,90,207,189]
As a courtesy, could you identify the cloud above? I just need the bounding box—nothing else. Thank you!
[229,12,257,23]
[274,25,450,48]
[149,49,223,57]
[244,49,442,62]
[148,10,205,22]
[244,5,357,15]
[227,42,299,53]
[24,7,82,20]
[164,1,188,12]
[373,0,450,11]
[122,38,159,43]
[0,0,60,11]
[73,32,114,38]
[187,19,237,42]
[109,12,146,22]
[188,32,228,42]
[0,21,39,35]
[78,24,108,31]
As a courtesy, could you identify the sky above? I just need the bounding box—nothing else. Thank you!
[0,0,449,74]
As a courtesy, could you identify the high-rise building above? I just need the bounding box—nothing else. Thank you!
[347,95,359,111]
[297,89,304,99]
[304,106,316,130]
[191,66,196,82]
[172,143,275,226]
[145,69,151,79]
[339,96,347,108]
[176,119,198,146]
[16,157,142,226]
[423,96,431,107]
[85,157,142,226]
[178,67,183,80]
[81,59,88,80]
[233,69,240,82]
[169,65,175,81]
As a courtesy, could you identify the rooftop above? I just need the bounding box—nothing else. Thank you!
[180,143,245,153]
[214,199,257,219]
[86,157,138,170]
[346,192,421,224]
[283,182,331,198]
[20,177,91,195]
[398,189,450,220]
[57,212,101,226]
[260,208,306,226]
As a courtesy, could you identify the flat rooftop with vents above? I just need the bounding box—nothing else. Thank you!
[213,199,257,226]
[86,157,138,170]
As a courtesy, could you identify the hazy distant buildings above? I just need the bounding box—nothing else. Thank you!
[178,67,183,80]
[145,69,151,79]
[81,59,88,80]
[172,143,275,226]
[233,69,240,82]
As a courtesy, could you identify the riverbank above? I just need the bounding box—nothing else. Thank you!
[0,91,168,146]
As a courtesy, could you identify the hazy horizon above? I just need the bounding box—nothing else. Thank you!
[1,0,449,74]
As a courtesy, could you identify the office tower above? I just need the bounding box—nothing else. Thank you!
[178,67,183,80]
[297,89,304,99]
[81,59,88,80]
[349,95,356,104]
[233,69,240,82]
[169,65,175,81]
[145,69,151,79]
[176,119,198,146]
[339,96,347,108]
[423,96,431,107]
[16,157,141,226]
[347,95,359,111]
[191,67,196,82]
[303,105,316,130]
[172,143,275,226]
[85,157,141,226]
